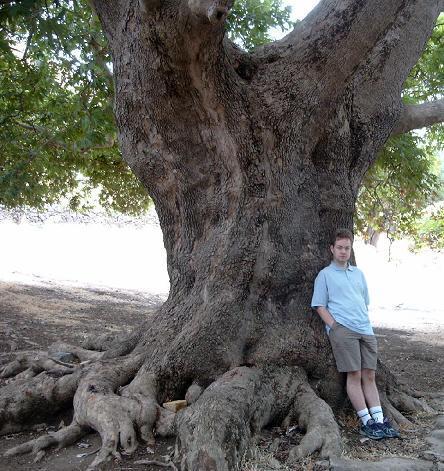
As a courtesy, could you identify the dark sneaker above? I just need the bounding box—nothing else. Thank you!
[377,418,401,438]
[360,418,385,440]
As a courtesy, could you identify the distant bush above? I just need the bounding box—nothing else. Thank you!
[413,204,444,250]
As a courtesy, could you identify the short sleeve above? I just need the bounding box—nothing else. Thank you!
[311,271,328,308]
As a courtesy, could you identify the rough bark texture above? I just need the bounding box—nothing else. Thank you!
[1,0,443,469]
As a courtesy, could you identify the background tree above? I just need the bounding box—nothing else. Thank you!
[355,134,441,247]
[355,18,444,246]
[1,1,444,470]
[413,202,444,250]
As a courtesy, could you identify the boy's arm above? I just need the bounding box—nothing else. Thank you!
[311,271,336,328]
[362,272,370,306]
[316,306,337,328]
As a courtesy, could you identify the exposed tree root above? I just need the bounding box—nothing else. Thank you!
[101,332,142,359]
[0,370,81,435]
[287,375,342,461]
[0,340,435,470]
[388,388,435,415]
[0,342,102,380]
[175,365,339,470]
[4,423,85,462]
[380,392,412,427]
[134,458,178,470]
[15,354,155,470]
[82,332,119,351]
[1,351,47,379]
[82,331,142,359]
[47,342,104,362]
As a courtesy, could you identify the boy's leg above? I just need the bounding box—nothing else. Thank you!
[346,370,367,411]
[329,325,367,410]
[361,368,380,408]
[347,370,384,439]
[329,326,384,438]
[360,336,382,414]
[361,338,400,437]
[361,369,385,422]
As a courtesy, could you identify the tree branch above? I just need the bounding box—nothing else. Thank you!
[255,1,417,94]
[13,120,116,153]
[342,1,442,186]
[187,0,233,24]
[89,0,124,41]
[392,99,444,135]
[88,35,114,87]
[14,121,69,150]
[253,1,442,114]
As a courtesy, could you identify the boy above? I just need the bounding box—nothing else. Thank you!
[311,228,399,439]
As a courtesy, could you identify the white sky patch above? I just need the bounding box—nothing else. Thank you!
[285,0,321,21]
[269,0,321,40]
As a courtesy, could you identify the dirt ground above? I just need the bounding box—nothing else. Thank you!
[0,280,443,470]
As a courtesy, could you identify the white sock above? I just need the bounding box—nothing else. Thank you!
[369,406,384,423]
[357,408,372,425]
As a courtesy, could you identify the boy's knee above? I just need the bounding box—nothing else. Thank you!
[347,370,362,382]
[361,368,376,382]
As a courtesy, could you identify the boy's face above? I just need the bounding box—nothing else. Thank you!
[330,237,352,264]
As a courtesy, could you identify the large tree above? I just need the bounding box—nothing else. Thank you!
[1,1,444,470]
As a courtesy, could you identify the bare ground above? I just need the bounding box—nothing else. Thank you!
[0,280,443,470]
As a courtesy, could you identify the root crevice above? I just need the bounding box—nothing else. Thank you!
[176,365,313,470]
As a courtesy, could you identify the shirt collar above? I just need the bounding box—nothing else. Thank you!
[330,261,354,271]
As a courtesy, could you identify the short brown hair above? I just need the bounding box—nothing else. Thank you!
[331,228,354,245]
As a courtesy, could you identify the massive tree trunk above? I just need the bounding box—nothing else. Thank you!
[1,1,442,469]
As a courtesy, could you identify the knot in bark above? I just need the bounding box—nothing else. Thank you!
[188,0,233,24]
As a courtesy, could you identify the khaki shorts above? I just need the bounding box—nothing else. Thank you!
[328,323,378,372]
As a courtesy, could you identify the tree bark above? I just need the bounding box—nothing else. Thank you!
[392,98,444,135]
[2,0,443,469]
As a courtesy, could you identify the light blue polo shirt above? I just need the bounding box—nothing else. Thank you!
[311,262,373,335]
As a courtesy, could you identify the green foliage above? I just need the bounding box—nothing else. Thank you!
[355,16,444,243]
[0,0,151,214]
[355,134,440,240]
[0,0,294,214]
[1,3,443,227]
[413,204,444,250]
[227,0,294,50]
[403,15,444,103]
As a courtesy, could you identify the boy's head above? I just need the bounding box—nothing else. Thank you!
[330,228,353,264]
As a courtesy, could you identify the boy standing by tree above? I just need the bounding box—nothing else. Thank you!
[311,228,400,439]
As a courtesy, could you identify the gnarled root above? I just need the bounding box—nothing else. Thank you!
[71,355,157,469]
[1,342,102,380]
[388,388,435,415]
[2,353,161,470]
[5,423,85,462]
[0,370,81,435]
[0,342,122,436]
[287,373,342,462]
[176,365,327,470]
[82,331,142,359]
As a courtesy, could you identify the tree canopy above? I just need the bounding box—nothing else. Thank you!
[0,0,292,214]
[0,1,443,243]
